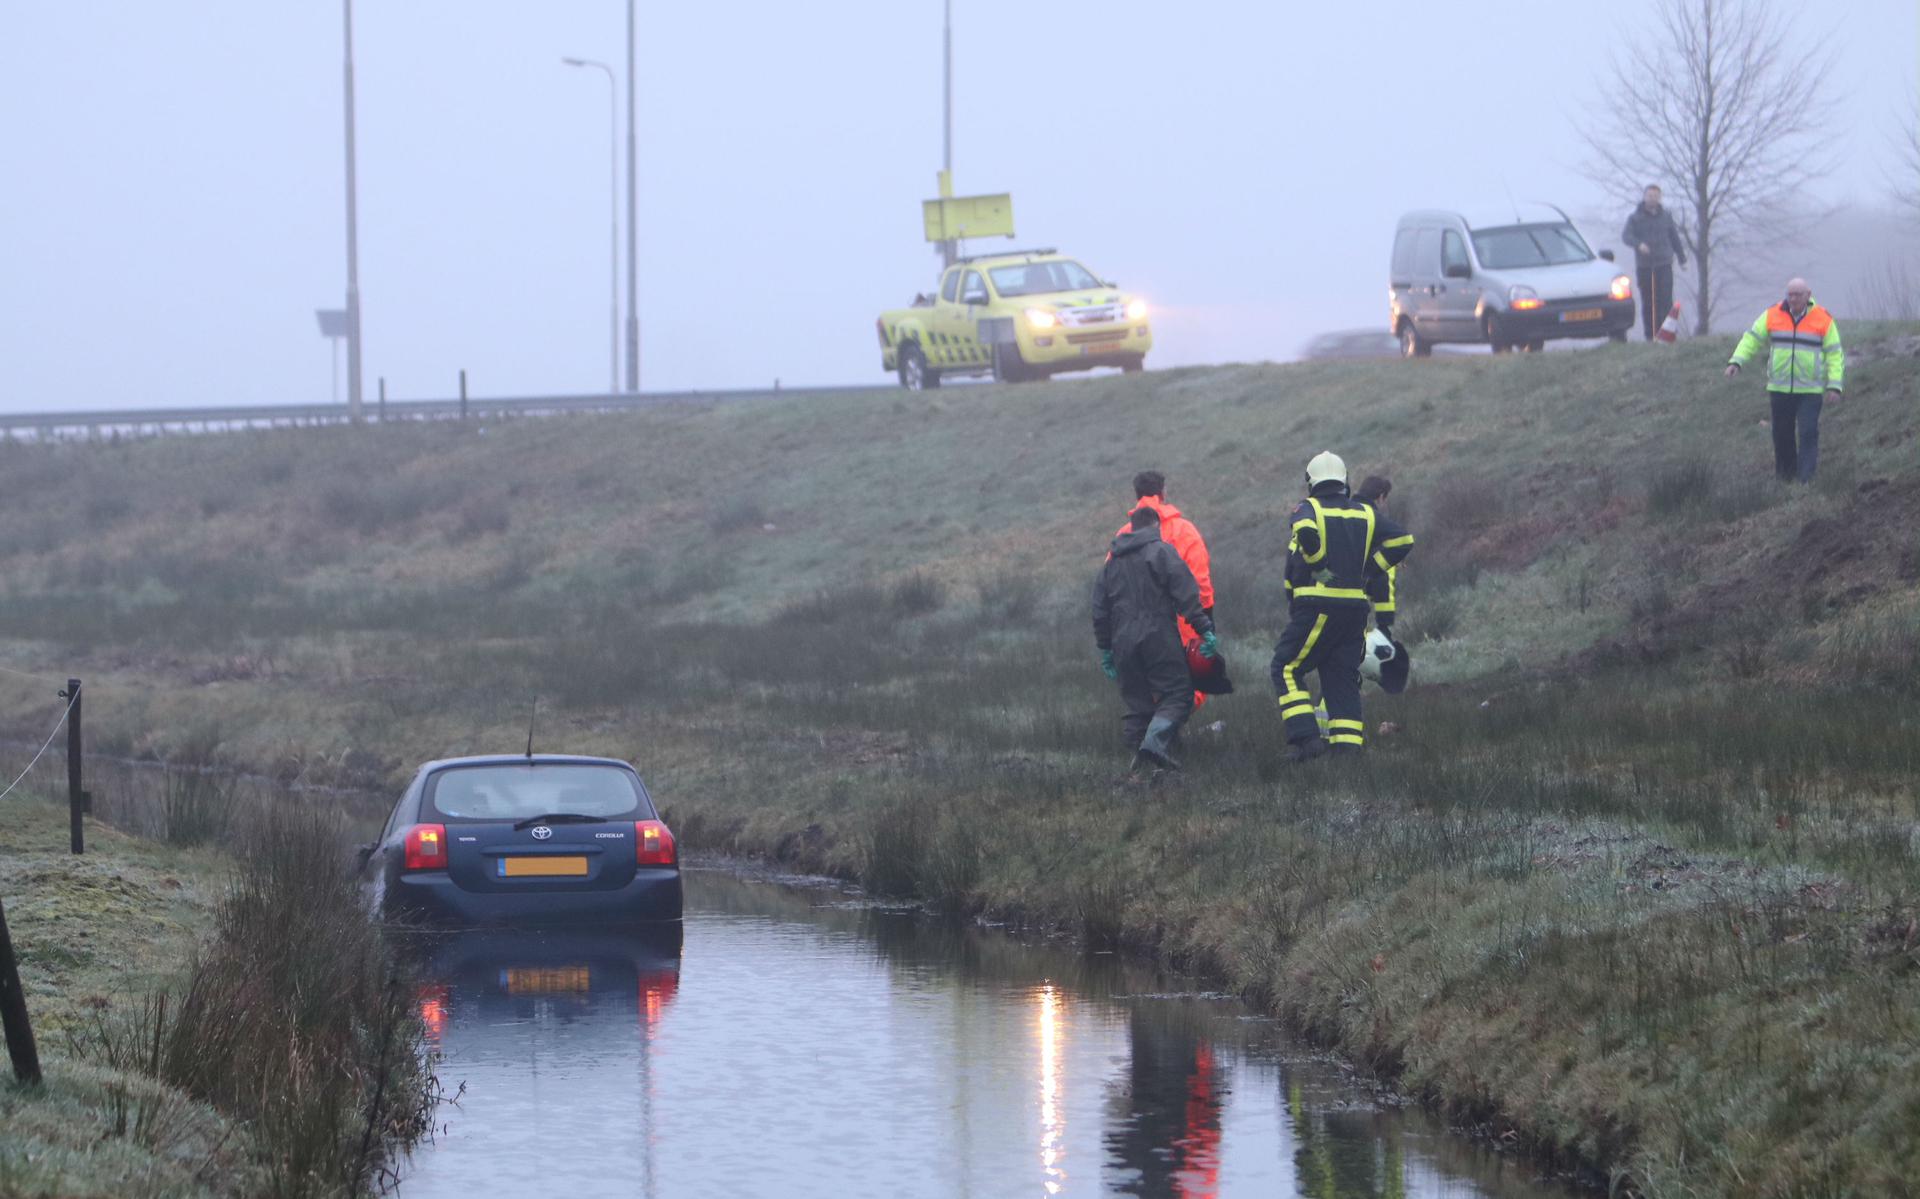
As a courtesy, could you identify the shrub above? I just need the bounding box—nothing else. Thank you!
[889,571,946,617]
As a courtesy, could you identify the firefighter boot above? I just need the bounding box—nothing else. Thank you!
[1283,737,1329,765]
[1136,717,1183,771]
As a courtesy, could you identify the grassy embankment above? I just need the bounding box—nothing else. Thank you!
[0,328,1917,1194]
[0,774,434,1198]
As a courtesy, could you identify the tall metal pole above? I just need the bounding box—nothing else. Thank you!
[564,59,619,394]
[940,0,955,268]
[623,0,640,393]
[343,0,365,422]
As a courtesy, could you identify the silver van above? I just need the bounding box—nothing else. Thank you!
[1389,205,1635,357]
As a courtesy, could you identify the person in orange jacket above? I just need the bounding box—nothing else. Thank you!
[1114,471,1215,708]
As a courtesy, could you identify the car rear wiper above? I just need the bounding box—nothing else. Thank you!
[511,813,611,830]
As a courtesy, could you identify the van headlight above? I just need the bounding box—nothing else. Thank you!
[1124,298,1149,321]
[1508,284,1544,311]
[1610,274,1633,302]
[1024,307,1058,329]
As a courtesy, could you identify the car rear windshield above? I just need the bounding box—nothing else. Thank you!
[1469,223,1593,269]
[426,764,647,822]
[987,259,1100,297]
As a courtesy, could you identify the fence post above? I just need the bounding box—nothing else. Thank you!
[459,369,468,421]
[0,894,42,1085]
[65,678,83,855]
[378,376,387,423]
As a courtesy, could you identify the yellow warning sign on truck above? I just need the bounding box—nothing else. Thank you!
[922,192,1015,242]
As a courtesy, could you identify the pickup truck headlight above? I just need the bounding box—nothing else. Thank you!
[1124,298,1149,321]
[1024,307,1058,329]
[1508,284,1544,311]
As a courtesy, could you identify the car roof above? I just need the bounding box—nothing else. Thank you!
[962,250,1074,268]
[1398,203,1571,231]
[415,754,635,774]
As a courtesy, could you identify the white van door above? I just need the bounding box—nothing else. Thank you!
[1437,229,1484,338]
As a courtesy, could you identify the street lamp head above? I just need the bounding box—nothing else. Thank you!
[561,56,587,66]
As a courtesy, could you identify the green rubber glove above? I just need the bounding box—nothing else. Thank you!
[1100,649,1117,680]
[1199,631,1220,660]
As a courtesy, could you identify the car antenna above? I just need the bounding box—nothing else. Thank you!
[1502,178,1520,224]
[525,696,539,760]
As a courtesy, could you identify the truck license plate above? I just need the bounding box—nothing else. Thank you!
[1560,308,1603,322]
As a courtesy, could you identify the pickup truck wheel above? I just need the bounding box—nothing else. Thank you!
[991,343,1030,384]
[899,345,940,390]
[1398,322,1431,359]
[1120,356,1145,374]
[1523,338,1546,353]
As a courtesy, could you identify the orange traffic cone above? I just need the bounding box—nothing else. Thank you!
[1655,301,1682,343]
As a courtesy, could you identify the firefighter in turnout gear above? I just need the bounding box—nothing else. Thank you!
[1092,505,1218,771]
[1269,453,1414,762]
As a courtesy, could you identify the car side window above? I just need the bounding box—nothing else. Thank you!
[1412,229,1440,276]
[1391,230,1417,279]
[1441,230,1469,275]
[961,271,988,305]
[939,269,960,303]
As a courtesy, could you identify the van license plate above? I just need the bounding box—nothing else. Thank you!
[498,856,589,877]
[1560,308,1603,322]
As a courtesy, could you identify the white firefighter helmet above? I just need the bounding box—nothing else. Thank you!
[1360,628,1411,693]
[1305,451,1347,489]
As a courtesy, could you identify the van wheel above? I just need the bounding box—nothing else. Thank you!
[1120,355,1145,374]
[1485,314,1512,355]
[992,343,1030,384]
[899,345,940,390]
[1398,323,1431,359]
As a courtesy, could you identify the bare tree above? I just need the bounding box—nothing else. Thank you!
[1581,0,1833,334]
[1895,94,1920,224]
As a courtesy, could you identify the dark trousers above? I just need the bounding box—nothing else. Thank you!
[1637,261,1674,340]
[1115,636,1194,750]
[1268,605,1368,748]
[1769,391,1824,482]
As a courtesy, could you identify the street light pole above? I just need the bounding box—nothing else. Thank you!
[342,0,364,422]
[624,0,640,393]
[563,57,619,395]
[940,0,955,268]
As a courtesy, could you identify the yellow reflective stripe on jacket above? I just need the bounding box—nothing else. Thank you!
[1292,584,1370,602]
[1379,534,1414,549]
[1298,501,1327,564]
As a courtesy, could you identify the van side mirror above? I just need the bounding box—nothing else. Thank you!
[1598,248,1616,263]
[1442,262,1471,280]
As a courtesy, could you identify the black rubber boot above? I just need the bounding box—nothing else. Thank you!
[1136,717,1183,771]
[1283,737,1329,765]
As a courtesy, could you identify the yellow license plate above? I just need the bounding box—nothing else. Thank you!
[1560,308,1603,322]
[498,855,589,877]
[503,967,592,995]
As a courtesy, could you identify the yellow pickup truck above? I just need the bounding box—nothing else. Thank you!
[875,249,1152,388]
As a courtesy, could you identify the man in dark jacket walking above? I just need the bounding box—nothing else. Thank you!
[1092,506,1218,770]
[1621,185,1689,341]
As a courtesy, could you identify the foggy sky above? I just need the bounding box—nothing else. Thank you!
[3,1,1916,412]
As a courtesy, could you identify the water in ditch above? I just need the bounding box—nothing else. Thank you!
[394,868,1580,1198]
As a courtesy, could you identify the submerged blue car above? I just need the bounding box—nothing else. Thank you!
[361,754,683,928]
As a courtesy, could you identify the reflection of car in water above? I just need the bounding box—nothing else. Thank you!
[360,754,682,928]
[407,926,682,1044]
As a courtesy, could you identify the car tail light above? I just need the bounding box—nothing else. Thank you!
[404,823,448,871]
[1610,274,1633,301]
[636,819,677,866]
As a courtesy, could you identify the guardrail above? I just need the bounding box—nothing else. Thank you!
[0,382,897,437]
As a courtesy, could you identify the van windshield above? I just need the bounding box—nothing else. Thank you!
[1469,223,1593,269]
[426,764,647,822]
